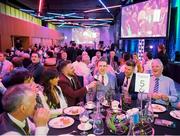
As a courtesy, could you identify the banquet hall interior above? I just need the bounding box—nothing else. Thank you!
[0,0,180,135]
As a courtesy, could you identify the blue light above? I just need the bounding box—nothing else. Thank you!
[20,9,35,13]
[47,12,83,19]
[58,25,81,28]
[47,12,63,16]
[65,15,84,19]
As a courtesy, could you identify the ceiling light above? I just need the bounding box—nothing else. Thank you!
[38,0,43,16]
[98,0,110,13]
[84,5,121,13]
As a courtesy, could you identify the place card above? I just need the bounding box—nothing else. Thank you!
[135,73,150,93]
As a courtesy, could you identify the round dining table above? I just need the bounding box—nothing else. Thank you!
[48,103,180,135]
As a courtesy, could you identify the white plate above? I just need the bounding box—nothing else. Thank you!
[85,102,96,110]
[64,106,85,115]
[78,123,92,131]
[170,110,180,120]
[148,104,166,113]
[49,116,74,128]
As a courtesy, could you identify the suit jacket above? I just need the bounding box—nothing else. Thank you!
[27,62,44,83]
[58,74,87,106]
[0,113,28,135]
[116,72,137,100]
[96,73,117,92]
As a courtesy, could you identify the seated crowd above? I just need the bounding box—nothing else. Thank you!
[0,42,180,135]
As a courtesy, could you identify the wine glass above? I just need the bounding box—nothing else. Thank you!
[96,90,105,102]
[79,110,89,135]
[96,90,105,111]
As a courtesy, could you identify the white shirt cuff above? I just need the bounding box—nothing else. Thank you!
[35,126,49,136]
[85,85,89,91]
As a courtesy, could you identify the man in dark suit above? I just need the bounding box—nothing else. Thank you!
[58,60,97,106]
[117,60,137,100]
[0,84,50,135]
[27,52,44,83]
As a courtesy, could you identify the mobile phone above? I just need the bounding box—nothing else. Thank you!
[154,118,176,128]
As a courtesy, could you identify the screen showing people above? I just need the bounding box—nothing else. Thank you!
[72,28,100,44]
[121,0,169,38]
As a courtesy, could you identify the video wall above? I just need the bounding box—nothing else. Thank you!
[121,0,169,38]
[72,28,100,44]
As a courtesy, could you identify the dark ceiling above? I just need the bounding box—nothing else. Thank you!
[2,0,146,28]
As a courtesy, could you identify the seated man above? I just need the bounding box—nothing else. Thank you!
[116,60,137,100]
[140,59,178,107]
[94,57,117,95]
[0,52,13,79]
[0,84,50,135]
[27,52,44,83]
[58,60,97,106]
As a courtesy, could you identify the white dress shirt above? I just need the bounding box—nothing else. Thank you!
[139,75,178,107]
[97,74,108,86]
[149,75,178,103]
[122,74,133,93]
[7,113,49,136]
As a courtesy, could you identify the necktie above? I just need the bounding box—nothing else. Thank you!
[153,78,159,93]
[23,120,30,135]
[124,77,129,87]
[102,75,104,85]
[0,62,3,74]
[71,78,76,89]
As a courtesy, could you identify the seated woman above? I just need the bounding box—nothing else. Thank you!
[132,53,143,73]
[41,69,68,109]
[1,68,63,116]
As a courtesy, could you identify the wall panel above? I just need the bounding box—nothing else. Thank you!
[0,13,62,51]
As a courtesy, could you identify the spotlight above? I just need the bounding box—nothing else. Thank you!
[149,45,153,49]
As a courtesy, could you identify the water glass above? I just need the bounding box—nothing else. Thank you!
[96,90,105,102]
[79,110,89,135]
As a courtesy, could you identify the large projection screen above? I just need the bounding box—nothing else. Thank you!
[121,0,170,38]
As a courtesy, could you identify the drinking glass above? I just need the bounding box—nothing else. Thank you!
[96,90,105,112]
[96,90,105,102]
[86,91,95,102]
[79,110,89,135]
